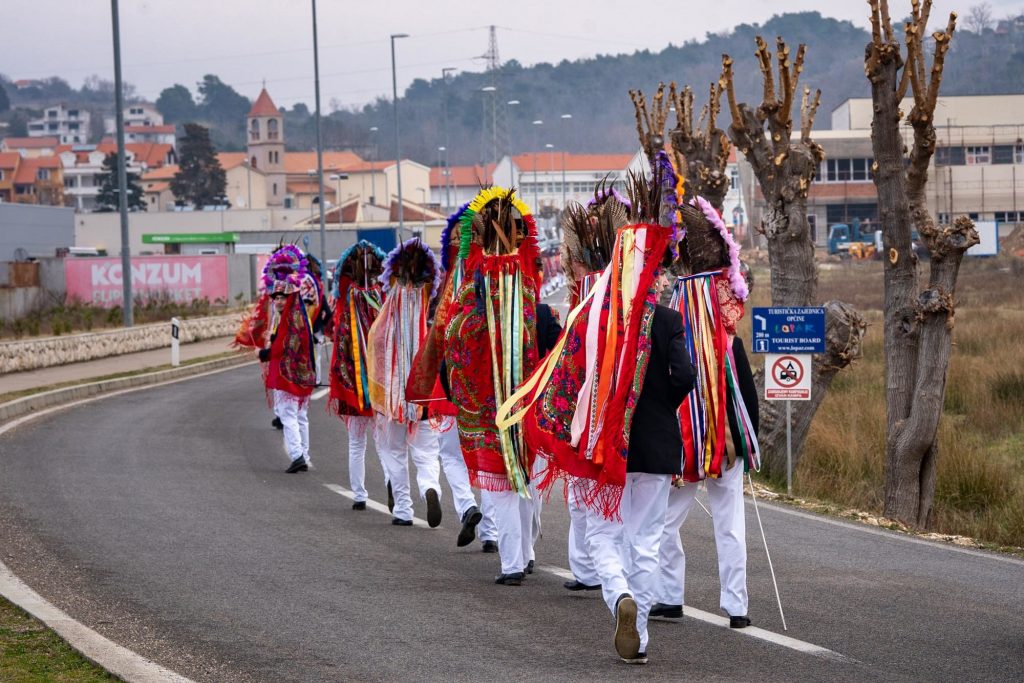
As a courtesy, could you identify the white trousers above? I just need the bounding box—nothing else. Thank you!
[529,457,544,548]
[657,462,748,616]
[375,416,441,522]
[345,415,388,503]
[435,418,477,518]
[478,490,498,542]
[480,489,534,575]
[586,472,671,653]
[274,390,309,464]
[567,481,599,585]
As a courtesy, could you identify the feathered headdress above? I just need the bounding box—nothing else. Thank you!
[333,240,387,297]
[458,186,538,260]
[379,237,443,298]
[441,201,472,272]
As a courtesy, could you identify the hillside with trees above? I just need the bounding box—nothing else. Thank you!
[3,10,1024,163]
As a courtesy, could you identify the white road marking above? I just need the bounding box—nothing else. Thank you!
[323,483,853,663]
[0,561,195,683]
[311,387,330,401]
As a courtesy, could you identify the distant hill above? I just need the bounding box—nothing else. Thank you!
[4,11,1024,165]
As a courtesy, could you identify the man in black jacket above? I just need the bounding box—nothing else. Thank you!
[651,336,759,628]
[586,267,696,665]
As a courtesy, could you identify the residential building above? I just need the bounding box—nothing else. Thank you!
[0,136,60,158]
[59,142,176,212]
[124,125,176,146]
[27,104,91,145]
[429,164,495,214]
[0,152,20,203]
[12,156,63,205]
[141,153,268,212]
[103,102,164,134]
[742,94,1024,247]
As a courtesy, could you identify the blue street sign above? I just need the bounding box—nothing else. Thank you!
[751,307,826,354]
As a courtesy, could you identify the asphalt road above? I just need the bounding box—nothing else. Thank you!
[1,364,1022,682]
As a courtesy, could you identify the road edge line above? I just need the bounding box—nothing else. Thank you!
[0,560,195,683]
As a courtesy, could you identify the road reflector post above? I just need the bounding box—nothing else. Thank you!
[170,317,181,367]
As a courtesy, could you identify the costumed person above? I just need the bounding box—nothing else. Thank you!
[233,259,284,431]
[328,240,388,510]
[442,187,542,585]
[304,252,333,387]
[255,245,320,473]
[406,203,488,547]
[367,238,444,527]
[650,196,760,628]
[497,170,695,663]
[556,182,631,593]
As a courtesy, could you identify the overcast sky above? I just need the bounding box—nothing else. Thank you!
[3,1,1020,109]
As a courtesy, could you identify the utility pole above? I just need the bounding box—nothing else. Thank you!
[312,0,327,264]
[442,67,456,209]
[481,25,508,182]
[110,0,132,326]
[391,33,409,242]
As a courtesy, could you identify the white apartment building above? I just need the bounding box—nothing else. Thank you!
[27,105,91,145]
[103,103,165,135]
[60,142,176,212]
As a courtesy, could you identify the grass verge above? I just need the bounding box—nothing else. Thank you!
[0,596,116,682]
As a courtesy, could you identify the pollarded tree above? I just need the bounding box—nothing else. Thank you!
[667,78,732,212]
[171,123,227,209]
[866,0,979,527]
[720,37,867,482]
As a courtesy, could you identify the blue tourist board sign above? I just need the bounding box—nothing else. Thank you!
[751,307,826,354]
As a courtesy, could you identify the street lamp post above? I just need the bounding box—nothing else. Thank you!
[544,143,554,236]
[369,126,378,205]
[243,158,253,209]
[482,86,497,182]
[532,119,543,210]
[560,113,572,211]
[507,99,520,187]
[441,67,456,206]
[110,0,132,326]
[311,0,327,264]
[436,146,446,211]
[329,173,350,231]
[391,33,409,242]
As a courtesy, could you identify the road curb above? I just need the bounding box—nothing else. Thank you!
[0,354,254,426]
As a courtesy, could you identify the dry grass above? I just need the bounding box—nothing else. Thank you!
[746,256,1024,548]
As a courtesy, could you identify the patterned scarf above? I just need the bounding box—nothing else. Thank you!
[496,223,672,518]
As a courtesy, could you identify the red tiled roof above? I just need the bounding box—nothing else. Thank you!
[126,124,176,134]
[2,136,60,149]
[141,165,178,181]
[0,152,20,170]
[807,182,877,200]
[389,199,445,222]
[13,156,60,184]
[283,151,364,175]
[511,152,635,173]
[286,181,337,196]
[67,141,175,168]
[320,199,360,224]
[429,164,496,187]
[248,88,279,117]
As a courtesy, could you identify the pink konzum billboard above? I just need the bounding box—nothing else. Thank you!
[65,255,229,307]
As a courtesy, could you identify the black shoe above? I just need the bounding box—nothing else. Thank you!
[729,614,752,629]
[457,506,483,547]
[614,594,640,660]
[494,572,524,586]
[285,458,307,473]
[352,501,367,511]
[563,579,601,592]
[622,651,648,665]
[650,602,683,619]
[271,416,283,430]
[481,540,498,554]
[391,517,413,526]
[525,560,535,574]
[425,488,442,528]
[386,481,394,513]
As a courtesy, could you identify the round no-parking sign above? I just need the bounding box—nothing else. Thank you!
[765,353,812,400]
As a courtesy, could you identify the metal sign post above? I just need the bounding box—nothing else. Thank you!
[170,317,180,367]
[753,307,825,497]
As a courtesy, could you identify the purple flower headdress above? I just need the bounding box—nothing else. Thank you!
[262,244,308,291]
[690,195,749,302]
[440,201,472,272]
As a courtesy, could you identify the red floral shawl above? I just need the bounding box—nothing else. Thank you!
[265,293,317,401]
[328,277,384,417]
